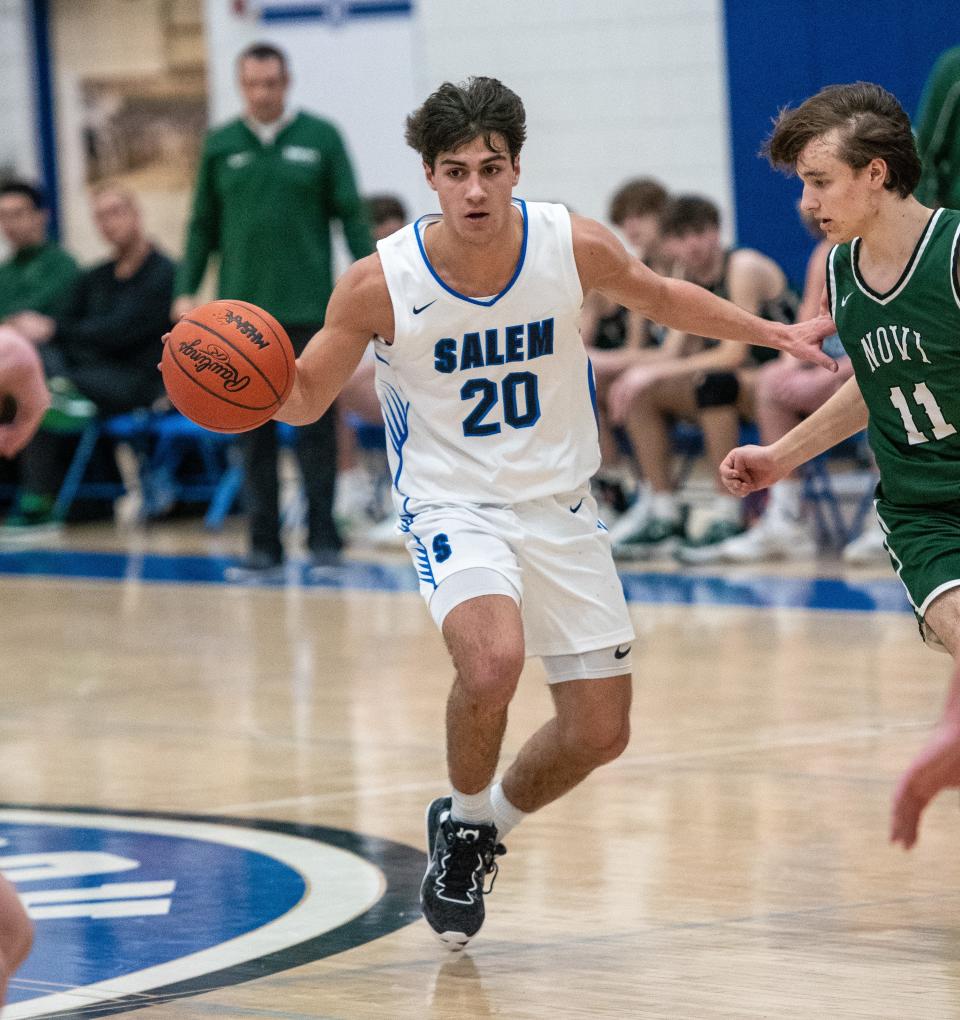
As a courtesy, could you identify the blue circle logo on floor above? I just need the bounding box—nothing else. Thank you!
[0,806,423,1017]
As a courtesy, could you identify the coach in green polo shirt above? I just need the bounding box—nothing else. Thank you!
[916,45,960,211]
[0,181,78,327]
[174,41,373,581]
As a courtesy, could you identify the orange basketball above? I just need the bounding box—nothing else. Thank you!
[161,299,296,433]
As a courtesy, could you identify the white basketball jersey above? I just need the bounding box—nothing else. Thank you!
[374,199,600,508]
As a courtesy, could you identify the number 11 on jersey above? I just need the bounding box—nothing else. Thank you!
[889,382,958,445]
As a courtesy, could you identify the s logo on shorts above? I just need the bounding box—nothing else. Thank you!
[432,534,453,563]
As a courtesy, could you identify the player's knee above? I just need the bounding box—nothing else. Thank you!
[564,711,631,767]
[591,716,631,765]
[695,371,739,408]
[456,648,523,707]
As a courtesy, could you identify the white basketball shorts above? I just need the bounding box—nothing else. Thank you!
[401,485,635,659]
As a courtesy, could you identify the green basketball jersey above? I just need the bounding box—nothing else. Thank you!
[828,207,960,506]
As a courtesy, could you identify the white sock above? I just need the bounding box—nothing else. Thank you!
[650,491,678,522]
[767,479,803,522]
[490,781,527,840]
[450,785,494,824]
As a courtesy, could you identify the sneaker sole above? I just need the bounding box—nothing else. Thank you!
[719,544,818,564]
[420,798,472,952]
[673,545,731,565]
[842,550,889,565]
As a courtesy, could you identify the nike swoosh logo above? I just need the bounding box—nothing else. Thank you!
[841,293,852,307]
[570,498,584,513]
[412,300,437,315]
[614,644,631,660]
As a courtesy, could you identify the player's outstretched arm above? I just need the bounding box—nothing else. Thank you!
[276,254,394,426]
[572,215,838,371]
[890,698,960,850]
[721,375,868,496]
[0,326,50,458]
[891,591,960,850]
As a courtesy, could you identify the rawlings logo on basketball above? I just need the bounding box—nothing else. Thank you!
[163,300,294,433]
[223,310,268,350]
[177,338,251,392]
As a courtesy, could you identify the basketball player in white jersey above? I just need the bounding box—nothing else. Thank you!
[276,77,837,949]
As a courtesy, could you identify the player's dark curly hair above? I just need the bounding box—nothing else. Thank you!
[405,77,526,168]
[765,82,921,198]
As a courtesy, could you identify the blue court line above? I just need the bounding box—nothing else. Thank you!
[0,548,913,614]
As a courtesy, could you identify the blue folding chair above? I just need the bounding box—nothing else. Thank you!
[140,412,239,526]
[670,420,760,487]
[803,431,877,548]
[203,421,297,531]
[52,410,154,522]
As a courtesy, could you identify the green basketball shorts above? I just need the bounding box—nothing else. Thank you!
[876,492,960,652]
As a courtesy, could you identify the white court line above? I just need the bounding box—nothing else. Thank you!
[610,717,931,769]
[211,718,932,815]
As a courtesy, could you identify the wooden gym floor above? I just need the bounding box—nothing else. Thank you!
[0,518,958,1019]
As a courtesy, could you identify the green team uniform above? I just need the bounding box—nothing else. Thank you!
[915,45,960,211]
[175,111,372,323]
[0,241,78,321]
[828,206,960,642]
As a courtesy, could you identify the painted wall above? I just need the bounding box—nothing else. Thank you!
[202,0,734,232]
[725,0,960,288]
[203,0,431,221]
[17,1,958,287]
[0,0,39,182]
[417,0,734,229]
[0,0,41,257]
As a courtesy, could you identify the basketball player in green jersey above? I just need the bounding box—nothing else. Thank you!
[721,81,960,851]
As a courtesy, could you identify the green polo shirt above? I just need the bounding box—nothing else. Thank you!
[175,110,373,324]
[916,46,960,210]
[0,241,79,320]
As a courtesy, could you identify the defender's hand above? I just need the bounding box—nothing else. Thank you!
[891,718,960,850]
[720,444,785,496]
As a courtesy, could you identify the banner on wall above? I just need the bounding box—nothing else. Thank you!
[79,78,206,189]
[236,0,413,23]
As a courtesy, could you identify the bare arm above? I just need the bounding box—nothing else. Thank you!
[721,375,868,495]
[624,249,776,381]
[769,375,868,468]
[276,254,394,425]
[572,215,838,370]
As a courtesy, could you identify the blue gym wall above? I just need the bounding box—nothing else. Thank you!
[723,0,960,290]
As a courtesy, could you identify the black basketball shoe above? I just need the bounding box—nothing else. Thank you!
[420,796,506,951]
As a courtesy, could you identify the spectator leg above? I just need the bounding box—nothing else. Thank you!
[295,405,342,554]
[239,420,283,563]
